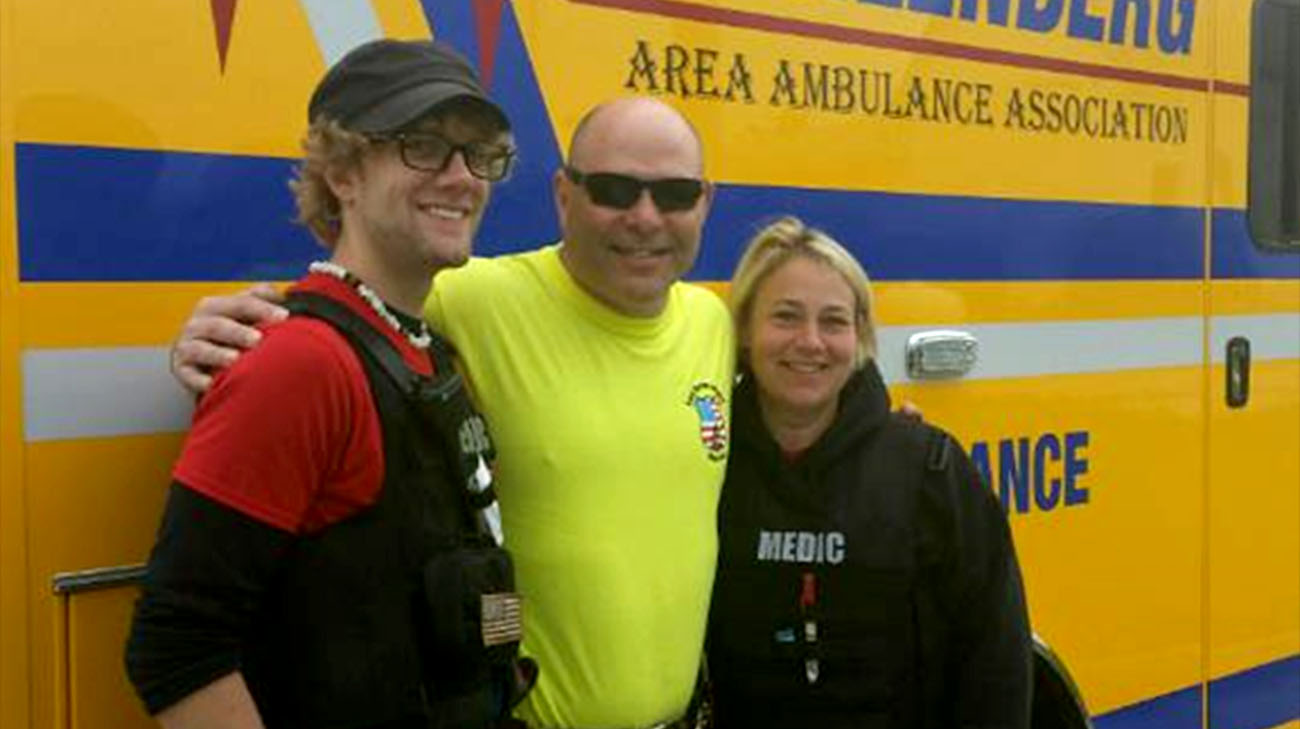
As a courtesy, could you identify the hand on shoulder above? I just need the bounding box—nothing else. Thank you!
[171,283,288,395]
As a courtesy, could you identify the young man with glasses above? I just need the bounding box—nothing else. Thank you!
[169,96,733,729]
[127,40,532,728]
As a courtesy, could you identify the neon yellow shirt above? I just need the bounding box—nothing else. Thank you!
[426,245,734,728]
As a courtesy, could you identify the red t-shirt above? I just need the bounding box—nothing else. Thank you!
[174,273,434,534]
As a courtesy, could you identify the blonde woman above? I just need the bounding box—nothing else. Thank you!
[707,217,1032,728]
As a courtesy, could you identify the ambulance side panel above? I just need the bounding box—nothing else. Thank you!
[1,0,1297,726]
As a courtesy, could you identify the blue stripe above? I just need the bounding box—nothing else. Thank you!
[1093,684,1202,729]
[1212,208,1300,279]
[1209,656,1300,729]
[15,143,317,282]
[1090,655,1300,729]
[16,142,1297,283]
[423,0,478,67]
[699,185,1205,281]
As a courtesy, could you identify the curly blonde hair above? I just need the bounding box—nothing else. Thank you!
[729,216,877,369]
[289,119,372,248]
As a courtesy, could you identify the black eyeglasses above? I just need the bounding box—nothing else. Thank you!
[563,166,705,213]
[371,131,515,181]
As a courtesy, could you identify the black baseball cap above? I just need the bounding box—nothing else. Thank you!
[308,38,509,133]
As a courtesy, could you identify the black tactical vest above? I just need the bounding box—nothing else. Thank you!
[241,291,516,729]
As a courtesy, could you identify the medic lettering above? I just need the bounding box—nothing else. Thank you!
[756,530,847,564]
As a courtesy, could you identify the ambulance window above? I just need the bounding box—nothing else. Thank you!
[1248,0,1300,250]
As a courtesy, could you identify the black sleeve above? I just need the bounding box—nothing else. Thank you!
[124,482,293,714]
[938,439,1033,729]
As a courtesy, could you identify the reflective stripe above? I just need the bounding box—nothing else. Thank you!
[1209,313,1300,363]
[297,0,382,66]
[21,347,192,442]
[878,316,1201,384]
[19,314,1300,441]
[876,314,1299,383]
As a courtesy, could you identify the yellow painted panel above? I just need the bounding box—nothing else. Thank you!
[12,0,320,157]
[19,281,289,349]
[891,366,1204,713]
[1216,0,1251,84]
[693,280,728,301]
[373,0,432,37]
[7,0,1222,205]
[873,280,1204,324]
[69,590,154,729]
[699,280,1204,324]
[30,583,59,728]
[24,433,181,729]
[0,0,31,723]
[5,1,1292,724]
[1211,279,1300,315]
[1213,93,1248,209]
[52,593,69,729]
[1208,360,1300,679]
[516,0,1210,206]
[25,435,179,573]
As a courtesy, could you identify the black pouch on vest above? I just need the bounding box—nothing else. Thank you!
[422,544,523,675]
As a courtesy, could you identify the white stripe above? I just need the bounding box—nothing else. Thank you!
[298,0,383,67]
[877,316,1203,384]
[877,314,1299,384]
[1208,313,1300,363]
[22,347,193,442]
[18,314,1300,441]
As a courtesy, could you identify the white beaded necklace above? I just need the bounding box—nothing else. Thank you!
[308,261,433,350]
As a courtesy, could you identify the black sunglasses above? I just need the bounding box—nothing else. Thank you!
[371,131,515,181]
[564,166,705,213]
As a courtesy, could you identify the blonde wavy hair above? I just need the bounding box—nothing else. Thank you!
[289,119,372,248]
[729,216,878,369]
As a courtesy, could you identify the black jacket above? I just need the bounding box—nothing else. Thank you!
[708,362,1031,729]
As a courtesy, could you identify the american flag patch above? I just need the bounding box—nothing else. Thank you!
[481,592,523,647]
[687,382,729,462]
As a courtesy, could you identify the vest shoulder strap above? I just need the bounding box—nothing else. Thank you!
[284,290,454,393]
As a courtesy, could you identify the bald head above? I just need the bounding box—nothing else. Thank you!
[567,97,704,174]
[553,96,713,318]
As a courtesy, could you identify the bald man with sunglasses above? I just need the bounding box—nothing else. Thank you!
[172,96,733,729]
